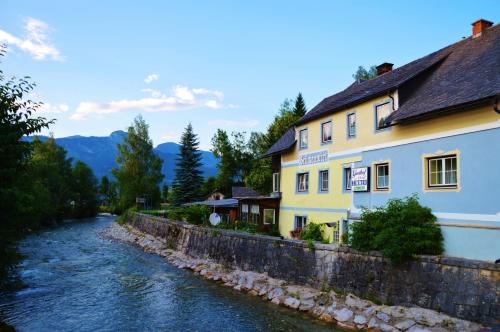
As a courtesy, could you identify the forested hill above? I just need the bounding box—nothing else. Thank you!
[23,131,218,185]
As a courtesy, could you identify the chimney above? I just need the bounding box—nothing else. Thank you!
[376,62,393,76]
[472,19,493,37]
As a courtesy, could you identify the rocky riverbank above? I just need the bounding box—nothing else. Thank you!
[101,222,487,332]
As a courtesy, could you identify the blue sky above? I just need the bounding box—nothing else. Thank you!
[1,1,498,149]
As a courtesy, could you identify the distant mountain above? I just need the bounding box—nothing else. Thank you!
[23,131,218,185]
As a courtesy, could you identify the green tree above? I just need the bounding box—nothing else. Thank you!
[200,176,218,198]
[352,65,377,81]
[211,129,236,195]
[172,123,203,205]
[100,176,110,198]
[112,115,164,210]
[0,45,53,285]
[29,136,74,223]
[161,184,169,203]
[292,92,307,117]
[71,160,98,218]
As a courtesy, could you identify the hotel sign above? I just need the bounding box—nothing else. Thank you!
[299,150,328,166]
[352,167,370,192]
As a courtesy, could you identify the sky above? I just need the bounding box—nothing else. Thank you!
[1,1,499,150]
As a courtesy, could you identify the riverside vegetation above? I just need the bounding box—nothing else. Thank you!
[0,46,99,289]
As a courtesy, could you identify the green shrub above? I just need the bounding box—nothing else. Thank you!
[349,194,443,264]
[182,205,210,225]
[267,224,281,237]
[300,222,326,242]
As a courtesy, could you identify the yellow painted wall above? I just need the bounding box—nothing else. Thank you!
[278,94,499,242]
[282,98,499,163]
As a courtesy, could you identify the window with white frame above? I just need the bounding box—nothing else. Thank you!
[344,167,352,190]
[263,209,275,224]
[347,113,356,137]
[428,155,458,187]
[299,128,308,149]
[250,205,260,223]
[272,172,280,192]
[319,170,329,192]
[375,102,391,130]
[241,204,249,222]
[297,172,309,192]
[321,121,332,143]
[294,215,307,230]
[375,163,390,190]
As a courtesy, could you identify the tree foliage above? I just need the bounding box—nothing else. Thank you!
[172,123,203,205]
[349,195,444,264]
[112,115,163,210]
[352,65,377,81]
[292,92,307,118]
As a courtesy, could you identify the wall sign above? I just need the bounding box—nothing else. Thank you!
[299,150,328,166]
[351,167,370,192]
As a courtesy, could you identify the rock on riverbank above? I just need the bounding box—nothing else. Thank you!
[100,222,486,332]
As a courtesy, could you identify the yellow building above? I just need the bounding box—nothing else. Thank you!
[263,20,500,261]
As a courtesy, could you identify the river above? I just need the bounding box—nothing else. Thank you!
[0,215,339,331]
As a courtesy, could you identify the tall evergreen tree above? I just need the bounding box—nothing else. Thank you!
[161,184,169,203]
[71,160,98,218]
[172,123,203,205]
[292,92,307,117]
[112,115,163,210]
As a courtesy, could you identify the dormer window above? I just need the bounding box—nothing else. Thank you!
[299,128,308,150]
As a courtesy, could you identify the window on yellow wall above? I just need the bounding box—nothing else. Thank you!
[319,170,329,192]
[375,102,391,130]
[297,172,309,192]
[299,128,308,149]
[344,168,352,191]
[347,113,356,138]
[321,121,332,143]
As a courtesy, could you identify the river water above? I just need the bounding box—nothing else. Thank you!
[0,215,338,331]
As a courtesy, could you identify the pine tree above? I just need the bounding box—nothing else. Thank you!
[161,184,169,203]
[292,92,307,117]
[172,123,203,205]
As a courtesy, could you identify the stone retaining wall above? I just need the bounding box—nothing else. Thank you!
[127,213,499,325]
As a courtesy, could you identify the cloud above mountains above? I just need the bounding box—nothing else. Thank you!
[0,17,63,61]
[70,85,235,120]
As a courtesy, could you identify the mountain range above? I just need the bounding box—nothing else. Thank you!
[24,130,219,185]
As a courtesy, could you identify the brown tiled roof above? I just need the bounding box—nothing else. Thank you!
[263,24,499,157]
[388,24,500,123]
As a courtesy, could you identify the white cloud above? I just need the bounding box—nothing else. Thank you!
[38,103,69,114]
[144,74,159,84]
[71,85,233,120]
[0,17,63,61]
[208,119,259,128]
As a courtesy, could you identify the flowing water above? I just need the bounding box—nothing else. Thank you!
[0,215,339,331]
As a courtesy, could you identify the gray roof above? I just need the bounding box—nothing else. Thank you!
[184,198,238,208]
[232,186,260,198]
[263,24,500,157]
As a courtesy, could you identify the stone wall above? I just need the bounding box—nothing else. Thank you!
[127,213,500,325]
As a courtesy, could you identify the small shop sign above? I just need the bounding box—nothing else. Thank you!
[299,150,328,166]
[351,167,370,192]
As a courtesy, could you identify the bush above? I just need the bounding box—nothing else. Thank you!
[300,222,326,242]
[215,220,257,234]
[164,205,210,225]
[349,194,443,264]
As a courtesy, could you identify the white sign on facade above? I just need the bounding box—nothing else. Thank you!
[351,167,370,192]
[299,150,328,166]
